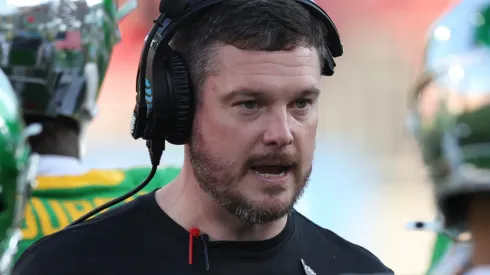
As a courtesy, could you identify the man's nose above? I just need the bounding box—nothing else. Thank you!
[262,110,293,148]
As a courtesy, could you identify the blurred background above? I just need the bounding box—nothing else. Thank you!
[82,0,461,273]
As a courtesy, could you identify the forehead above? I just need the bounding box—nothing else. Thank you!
[210,45,322,95]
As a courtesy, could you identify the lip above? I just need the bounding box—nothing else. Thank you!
[250,169,290,185]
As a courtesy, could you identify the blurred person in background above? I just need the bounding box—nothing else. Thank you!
[0,67,39,274]
[408,0,490,273]
[0,0,180,261]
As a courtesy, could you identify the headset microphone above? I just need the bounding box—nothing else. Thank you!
[68,0,343,227]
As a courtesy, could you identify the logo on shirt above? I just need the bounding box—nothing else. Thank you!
[301,259,316,275]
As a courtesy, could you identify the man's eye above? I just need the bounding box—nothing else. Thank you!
[240,101,260,109]
[294,99,311,109]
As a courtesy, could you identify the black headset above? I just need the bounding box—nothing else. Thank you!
[130,0,343,152]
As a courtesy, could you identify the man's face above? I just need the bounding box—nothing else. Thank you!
[189,45,321,225]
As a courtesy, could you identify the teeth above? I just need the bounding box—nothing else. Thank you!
[254,170,286,177]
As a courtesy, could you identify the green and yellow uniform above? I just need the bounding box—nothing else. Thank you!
[18,167,180,260]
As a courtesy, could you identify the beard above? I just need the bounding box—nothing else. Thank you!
[188,129,312,225]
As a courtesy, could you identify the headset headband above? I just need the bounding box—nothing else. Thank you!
[158,0,342,56]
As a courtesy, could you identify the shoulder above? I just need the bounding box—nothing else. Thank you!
[15,195,152,274]
[294,211,393,273]
[14,230,96,275]
[14,214,110,275]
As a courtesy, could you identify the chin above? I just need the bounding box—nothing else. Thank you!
[253,190,296,212]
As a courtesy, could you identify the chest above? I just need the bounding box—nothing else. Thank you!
[97,256,329,275]
[92,240,343,275]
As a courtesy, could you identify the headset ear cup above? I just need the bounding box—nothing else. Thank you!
[166,51,193,145]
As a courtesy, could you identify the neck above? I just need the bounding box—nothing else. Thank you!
[26,119,81,159]
[29,135,80,159]
[155,162,288,241]
[469,194,490,266]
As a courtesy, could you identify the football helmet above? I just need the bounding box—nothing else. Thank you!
[423,0,490,72]
[0,68,38,274]
[0,0,136,130]
[408,0,490,232]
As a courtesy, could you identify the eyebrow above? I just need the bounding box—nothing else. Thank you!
[223,87,321,102]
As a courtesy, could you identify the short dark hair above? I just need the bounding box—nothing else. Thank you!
[171,0,328,95]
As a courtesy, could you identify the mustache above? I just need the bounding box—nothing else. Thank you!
[246,152,299,167]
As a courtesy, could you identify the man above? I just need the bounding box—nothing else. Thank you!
[408,0,490,273]
[0,0,180,260]
[407,1,490,274]
[0,67,38,274]
[14,1,393,274]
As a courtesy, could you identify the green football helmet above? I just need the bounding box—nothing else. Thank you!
[408,0,490,232]
[0,0,137,129]
[423,0,490,72]
[0,68,38,274]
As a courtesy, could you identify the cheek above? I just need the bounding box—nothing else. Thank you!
[194,103,255,163]
[296,115,318,161]
[303,128,317,154]
[196,105,242,144]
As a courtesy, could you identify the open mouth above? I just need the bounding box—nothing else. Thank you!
[250,165,292,177]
